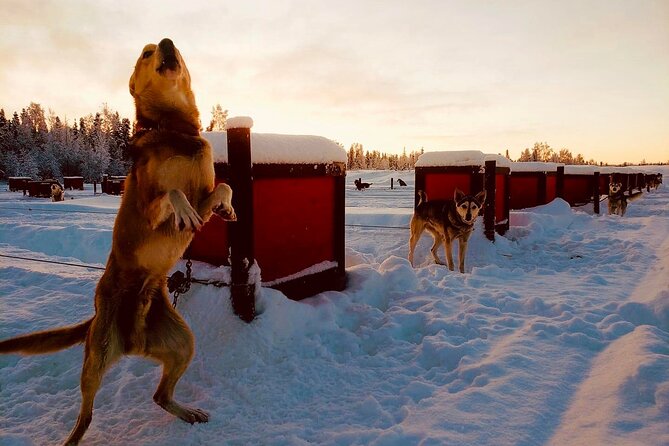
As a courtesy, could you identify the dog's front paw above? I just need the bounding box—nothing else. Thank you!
[214,204,236,221]
[210,183,236,221]
[169,190,203,231]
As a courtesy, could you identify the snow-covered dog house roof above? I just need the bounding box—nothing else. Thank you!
[188,125,347,303]
[414,150,511,240]
[204,132,347,165]
[415,150,512,169]
[509,162,563,173]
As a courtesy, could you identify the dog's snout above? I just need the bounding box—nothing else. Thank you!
[158,38,175,54]
[157,38,179,71]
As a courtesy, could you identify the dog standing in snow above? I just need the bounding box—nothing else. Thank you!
[409,188,486,273]
[0,38,236,445]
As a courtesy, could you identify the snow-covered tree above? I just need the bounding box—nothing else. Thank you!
[206,104,228,131]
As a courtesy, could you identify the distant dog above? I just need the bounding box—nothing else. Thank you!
[50,183,64,202]
[647,175,661,190]
[607,182,627,216]
[0,38,236,445]
[397,178,407,187]
[354,179,372,190]
[409,188,486,272]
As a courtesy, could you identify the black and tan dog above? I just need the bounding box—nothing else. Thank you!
[408,188,486,272]
[0,38,236,445]
[608,182,643,216]
[607,182,627,216]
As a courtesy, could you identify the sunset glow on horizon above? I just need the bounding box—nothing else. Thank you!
[1,0,668,164]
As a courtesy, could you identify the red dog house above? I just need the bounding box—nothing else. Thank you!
[63,176,85,190]
[560,165,600,207]
[27,179,62,198]
[101,175,126,195]
[509,162,562,210]
[414,150,511,240]
[187,119,347,316]
[8,177,32,192]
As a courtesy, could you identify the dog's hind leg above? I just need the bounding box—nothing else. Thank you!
[428,231,445,266]
[146,297,208,424]
[64,327,117,446]
[408,218,425,267]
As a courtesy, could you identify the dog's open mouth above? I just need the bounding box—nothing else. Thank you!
[155,38,181,79]
[157,57,180,79]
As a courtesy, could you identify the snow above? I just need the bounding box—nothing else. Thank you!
[225,116,253,130]
[563,165,604,175]
[203,131,347,165]
[1,166,668,446]
[510,162,563,173]
[415,150,512,169]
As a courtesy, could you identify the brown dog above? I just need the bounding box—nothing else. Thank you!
[0,38,235,445]
[51,182,64,202]
[408,188,485,272]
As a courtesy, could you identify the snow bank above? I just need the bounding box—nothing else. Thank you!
[549,326,669,445]
[203,131,346,165]
[1,167,669,445]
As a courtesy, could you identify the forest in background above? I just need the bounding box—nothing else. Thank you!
[0,103,131,182]
[1,103,662,182]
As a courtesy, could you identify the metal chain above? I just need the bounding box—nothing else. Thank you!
[169,259,192,308]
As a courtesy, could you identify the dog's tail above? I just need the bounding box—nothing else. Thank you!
[417,190,428,206]
[0,317,92,355]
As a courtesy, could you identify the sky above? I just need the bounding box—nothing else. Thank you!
[1,0,668,164]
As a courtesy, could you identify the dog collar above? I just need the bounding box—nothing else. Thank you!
[134,116,200,137]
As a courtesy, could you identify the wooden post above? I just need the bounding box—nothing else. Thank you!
[556,166,565,199]
[593,172,600,214]
[538,172,548,204]
[227,124,256,323]
[391,178,394,190]
[484,160,496,242]
[334,171,347,290]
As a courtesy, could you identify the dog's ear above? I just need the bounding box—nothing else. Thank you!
[475,190,487,204]
[454,188,465,202]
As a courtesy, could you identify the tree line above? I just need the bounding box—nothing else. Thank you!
[0,103,132,182]
[0,102,229,183]
[346,143,424,170]
[345,142,604,171]
[3,103,656,182]
[513,142,597,165]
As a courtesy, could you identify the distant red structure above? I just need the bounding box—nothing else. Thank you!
[63,176,84,190]
[509,163,560,210]
[8,177,32,192]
